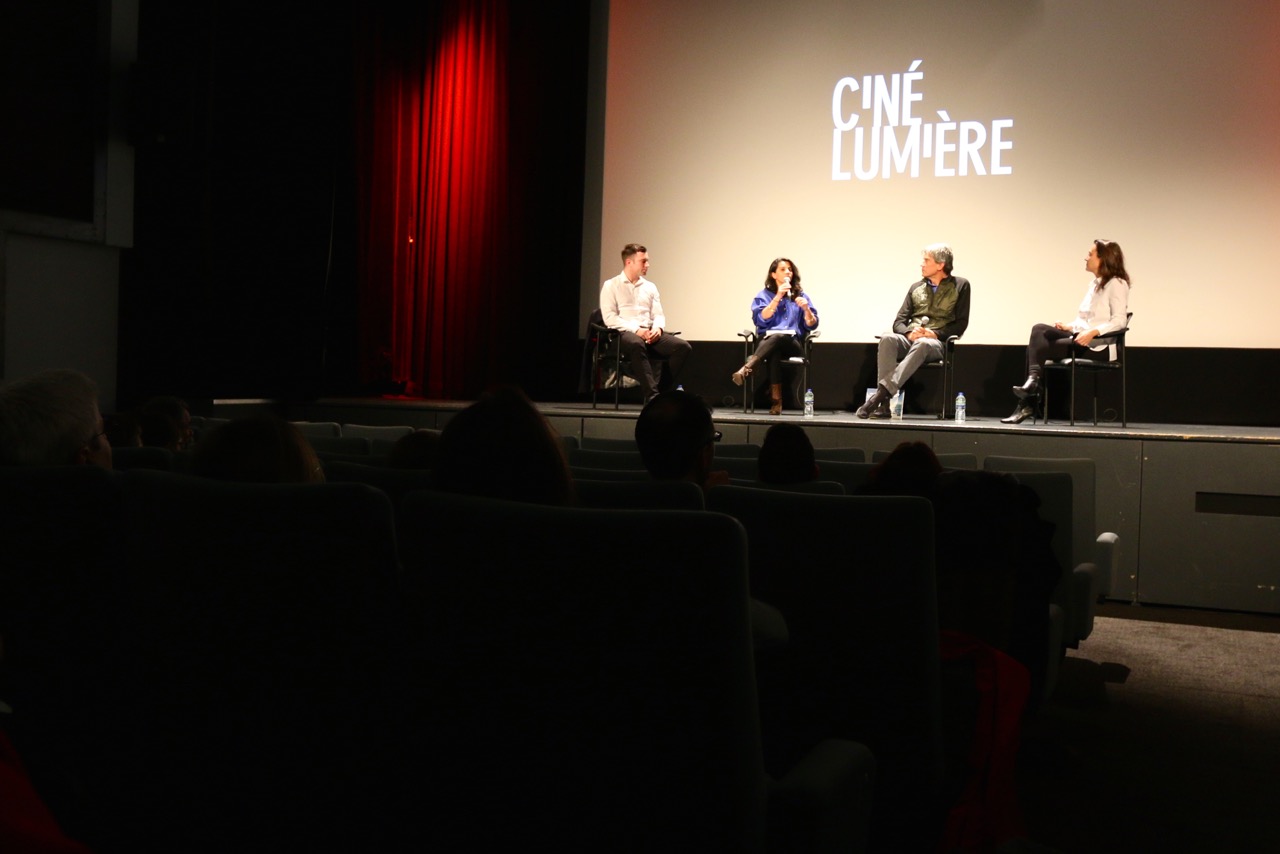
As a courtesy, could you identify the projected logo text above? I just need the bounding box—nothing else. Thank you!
[831,60,1013,181]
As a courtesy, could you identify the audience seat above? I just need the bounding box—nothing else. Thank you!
[574,477,705,510]
[322,459,436,508]
[984,455,1120,600]
[289,420,342,438]
[812,447,867,463]
[987,469,1098,653]
[870,450,978,469]
[395,490,876,851]
[104,471,404,852]
[340,423,413,441]
[0,467,129,846]
[308,435,372,456]
[705,486,942,851]
[110,445,174,471]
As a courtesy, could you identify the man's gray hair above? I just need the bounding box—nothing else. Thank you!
[924,243,954,275]
[0,369,101,466]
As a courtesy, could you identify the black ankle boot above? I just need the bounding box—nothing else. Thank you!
[1000,401,1038,424]
[1012,370,1041,400]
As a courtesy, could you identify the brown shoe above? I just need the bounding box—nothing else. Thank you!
[731,364,752,386]
[769,383,783,415]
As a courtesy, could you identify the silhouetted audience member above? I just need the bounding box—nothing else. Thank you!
[634,390,729,492]
[137,409,183,451]
[0,369,112,469]
[103,411,142,448]
[387,429,441,470]
[857,440,944,499]
[432,387,573,506]
[188,414,324,484]
[139,396,194,450]
[756,423,819,485]
[932,469,1059,704]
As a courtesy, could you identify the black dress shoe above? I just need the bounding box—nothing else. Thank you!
[1000,403,1037,424]
[856,388,889,419]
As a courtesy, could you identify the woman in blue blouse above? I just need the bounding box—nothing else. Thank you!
[731,257,819,415]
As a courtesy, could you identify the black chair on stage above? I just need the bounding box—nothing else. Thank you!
[585,309,681,410]
[1043,312,1132,426]
[735,329,819,414]
[872,334,961,418]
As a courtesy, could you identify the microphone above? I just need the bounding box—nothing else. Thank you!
[782,276,793,299]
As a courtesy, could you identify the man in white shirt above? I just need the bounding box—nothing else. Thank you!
[599,243,692,403]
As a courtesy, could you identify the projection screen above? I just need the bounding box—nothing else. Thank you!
[584,0,1280,346]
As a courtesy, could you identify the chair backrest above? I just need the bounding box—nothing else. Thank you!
[317,450,390,467]
[870,450,978,469]
[1094,311,1132,359]
[574,477,706,510]
[323,459,437,508]
[111,445,174,471]
[704,485,941,849]
[567,446,646,470]
[985,469,1074,602]
[396,490,767,849]
[727,478,846,495]
[340,423,413,441]
[714,455,758,480]
[715,442,762,459]
[983,456,1096,571]
[580,436,637,452]
[290,420,342,438]
[308,434,372,455]
[110,471,402,850]
[808,459,877,494]
[812,447,866,463]
[0,466,130,838]
[568,465,651,482]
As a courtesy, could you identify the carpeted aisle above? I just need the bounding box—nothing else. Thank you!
[1017,614,1280,853]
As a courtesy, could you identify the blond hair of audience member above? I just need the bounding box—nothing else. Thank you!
[0,369,112,469]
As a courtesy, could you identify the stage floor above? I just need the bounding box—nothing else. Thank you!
[282,395,1280,447]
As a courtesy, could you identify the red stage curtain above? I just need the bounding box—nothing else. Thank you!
[355,0,509,399]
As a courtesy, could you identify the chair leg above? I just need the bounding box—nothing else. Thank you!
[614,349,623,410]
[1092,372,1100,426]
[1068,360,1076,426]
[1121,361,1127,428]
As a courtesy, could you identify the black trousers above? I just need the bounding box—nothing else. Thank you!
[1025,323,1098,376]
[751,334,805,385]
[618,331,692,399]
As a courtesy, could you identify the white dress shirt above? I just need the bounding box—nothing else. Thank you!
[600,272,667,333]
[1072,277,1130,352]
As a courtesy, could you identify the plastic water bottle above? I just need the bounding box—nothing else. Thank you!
[803,388,815,418]
[954,392,967,423]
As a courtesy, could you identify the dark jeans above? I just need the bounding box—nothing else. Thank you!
[751,334,805,385]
